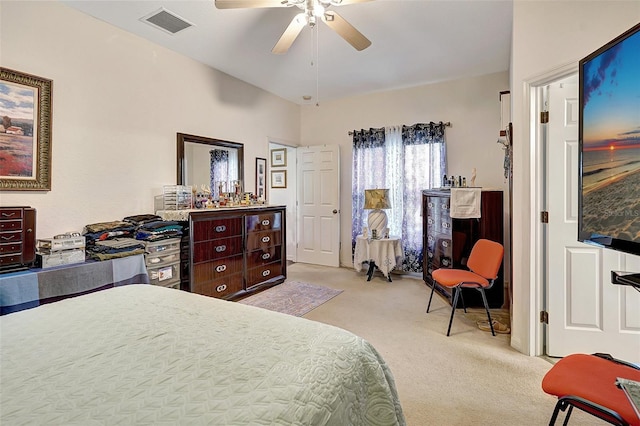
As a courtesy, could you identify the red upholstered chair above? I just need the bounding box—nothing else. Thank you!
[542,353,640,426]
[426,238,503,336]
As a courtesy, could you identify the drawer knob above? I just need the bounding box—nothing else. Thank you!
[262,270,271,277]
[216,284,227,293]
[215,225,226,233]
[215,245,226,253]
[216,264,227,273]
[261,253,271,260]
[261,219,270,226]
[261,236,270,243]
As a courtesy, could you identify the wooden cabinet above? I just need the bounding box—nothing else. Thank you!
[0,207,36,273]
[186,206,286,300]
[422,190,504,309]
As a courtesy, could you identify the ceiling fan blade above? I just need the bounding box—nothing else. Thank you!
[272,13,307,54]
[214,0,289,9]
[321,11,371,51]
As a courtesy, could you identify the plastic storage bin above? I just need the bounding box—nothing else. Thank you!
[163,185,193,210]
[147,261,180,288]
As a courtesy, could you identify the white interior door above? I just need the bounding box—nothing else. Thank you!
[546,79,640,362]
[296,145,340,267]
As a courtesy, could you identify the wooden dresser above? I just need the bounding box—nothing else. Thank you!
[422,190,504,309]
[0,206,36,273]
[185,206,286,300]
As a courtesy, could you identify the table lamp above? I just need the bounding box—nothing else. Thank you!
[364,189,391,239]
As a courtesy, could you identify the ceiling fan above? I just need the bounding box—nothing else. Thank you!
[215,0,372,54]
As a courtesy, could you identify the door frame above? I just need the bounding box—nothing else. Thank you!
[527,61,578,357]
[267,137,298,262]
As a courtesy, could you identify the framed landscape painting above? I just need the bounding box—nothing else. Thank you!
[0,68,52,191]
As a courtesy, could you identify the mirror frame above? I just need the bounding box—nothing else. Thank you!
[177,133,244,186]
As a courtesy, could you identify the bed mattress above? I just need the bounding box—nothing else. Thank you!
[0,285,405,425]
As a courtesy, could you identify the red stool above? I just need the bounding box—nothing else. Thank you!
[542,353,640,426]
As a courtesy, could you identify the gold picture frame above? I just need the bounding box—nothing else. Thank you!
[271,170,287,188]
[0,68,52,191]
[270,148,287,167]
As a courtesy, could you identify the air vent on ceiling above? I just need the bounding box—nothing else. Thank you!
[141,8,194,35]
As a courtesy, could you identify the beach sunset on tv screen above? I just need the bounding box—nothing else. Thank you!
[581,26,640,243]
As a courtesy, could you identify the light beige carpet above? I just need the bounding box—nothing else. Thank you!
[286,263,602,426]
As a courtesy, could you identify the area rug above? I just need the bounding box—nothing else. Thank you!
[238,281,343,317]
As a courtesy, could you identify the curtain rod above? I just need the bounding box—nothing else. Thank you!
[347,121,451,136]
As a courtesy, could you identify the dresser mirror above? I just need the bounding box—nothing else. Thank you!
[177,133,244,192]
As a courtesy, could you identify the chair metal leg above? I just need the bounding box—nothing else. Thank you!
[479,288,495,336]
[459,289,467,313]
[562,405,573,426]
[426,281,436,313]
[447,287,460,336]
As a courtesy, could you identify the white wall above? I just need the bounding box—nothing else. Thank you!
[510,1,640,355]
[0,1,300,238]
[299,72,510,268]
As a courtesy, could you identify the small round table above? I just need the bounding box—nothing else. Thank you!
[353,235,404,282]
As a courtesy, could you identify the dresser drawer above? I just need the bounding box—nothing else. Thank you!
[0,209,23,220]
[246,262,283,288]
[0,220,22,232]
[246,230,282,252]
[247,245,282,268]
[0,241,22,255]
[193,217,243,241]
[193,272,243,299]
[193,236,243,263]
[245,212,281,232]
[192,253,243,283]
[0,253,23,266]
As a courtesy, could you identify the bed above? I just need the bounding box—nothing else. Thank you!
[0,284,406,425]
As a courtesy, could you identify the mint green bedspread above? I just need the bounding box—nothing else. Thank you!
[1,285,405,425]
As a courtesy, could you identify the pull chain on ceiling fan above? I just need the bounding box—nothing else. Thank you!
[214,0,372,54]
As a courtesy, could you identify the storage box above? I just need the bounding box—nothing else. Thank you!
[144,238,181,254]
[37,237,85,253]
[147,261,180,287]
[36,249,85,268]
[145,249,180,268]
[163,185,192,210]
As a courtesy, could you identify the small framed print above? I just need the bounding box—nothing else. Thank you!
[271,170,287,188]
[255,157,266,200]
[270,148,287,167]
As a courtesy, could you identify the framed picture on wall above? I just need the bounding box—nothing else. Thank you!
[271,170,287,189]
[256,157,266,200]
[270,148,287,167]
[0,68,52,191]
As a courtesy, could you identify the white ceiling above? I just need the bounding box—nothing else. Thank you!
[61,0,513,105]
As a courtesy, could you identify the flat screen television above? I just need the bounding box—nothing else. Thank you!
[578,23,640,256]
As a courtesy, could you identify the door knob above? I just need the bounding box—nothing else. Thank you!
[333,209,338,214]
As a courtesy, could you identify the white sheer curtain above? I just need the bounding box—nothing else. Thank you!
[352,123,447,273]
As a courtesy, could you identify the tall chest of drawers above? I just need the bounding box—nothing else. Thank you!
[422,190,504,309]
[187,206,286,300]
[0,206,36,273]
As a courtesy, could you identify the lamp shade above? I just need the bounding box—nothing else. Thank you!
[364,189,391,210]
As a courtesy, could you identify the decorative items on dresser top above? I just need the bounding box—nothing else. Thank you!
[422,189,504,309]
[158,206,286,300]
[0,207,36,273]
